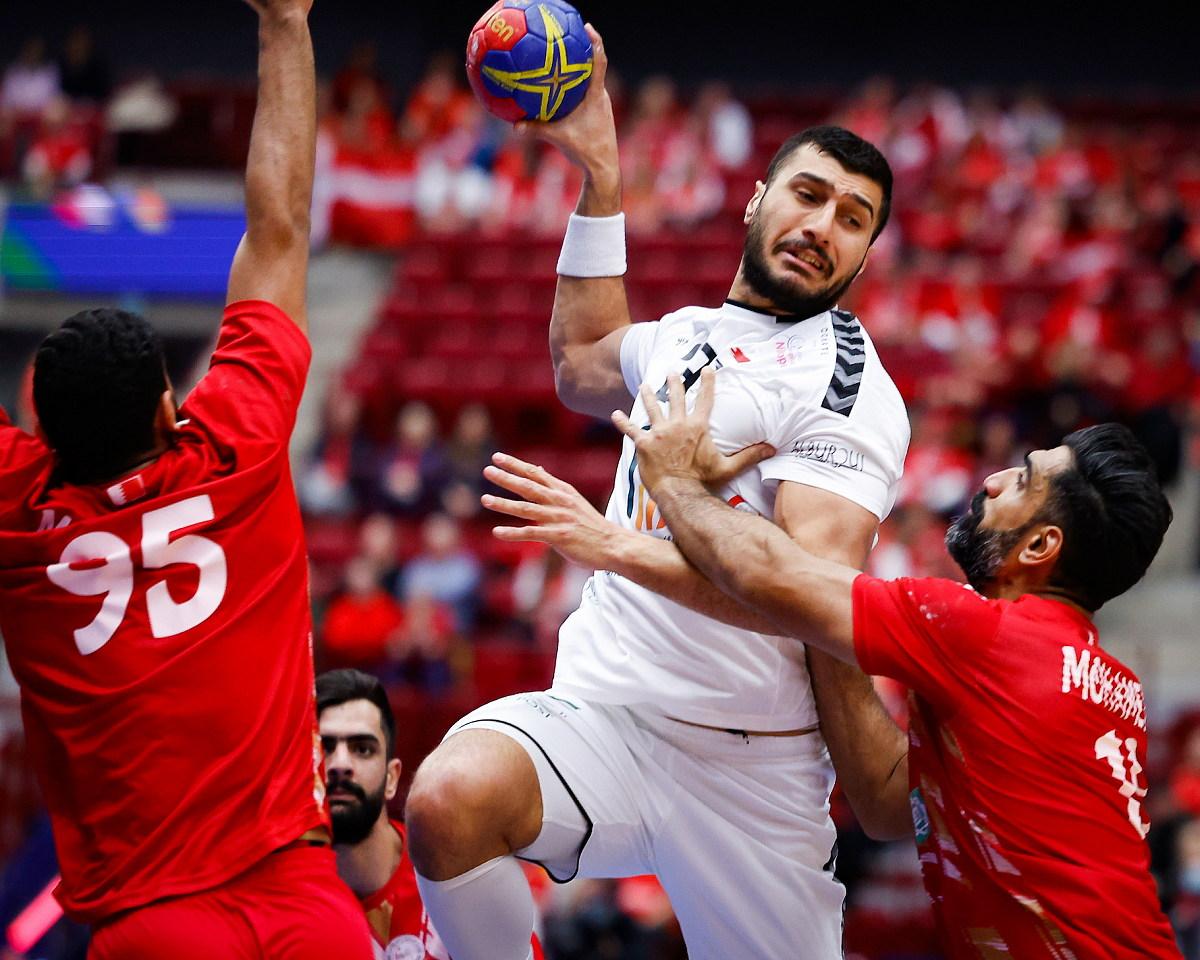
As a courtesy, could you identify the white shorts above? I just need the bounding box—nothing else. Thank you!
[447,690,845,960]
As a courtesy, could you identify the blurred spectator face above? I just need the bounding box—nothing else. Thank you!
[422,513,460,558]
[325,388,360,436]
[453,403,492,446]
[41,95,70,133]
[18,37,48,67]
[344,556,382,599]
[346,78,381,121]
[396,401,437,450]
[1179,820,1200,896]
[358,514,398,569]
[320,698,398,846]
[64,27,93,68]
[740,144,882,317]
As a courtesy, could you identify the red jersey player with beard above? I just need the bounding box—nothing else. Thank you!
[316,669,545,960]
[0,1,373,957]
[483,370,1183,959]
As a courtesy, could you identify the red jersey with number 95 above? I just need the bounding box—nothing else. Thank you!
[0,301,326,923]
[852,574,1181,959]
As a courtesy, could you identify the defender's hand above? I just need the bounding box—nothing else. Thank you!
[612,368,774,494]
[514,24,617,184]
[483,453,624,570]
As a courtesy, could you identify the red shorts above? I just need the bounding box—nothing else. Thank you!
[88,845,374,960]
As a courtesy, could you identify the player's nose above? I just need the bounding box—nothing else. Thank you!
[326,742,354,773]
[983,467,1016,497]
[803,203,836,246]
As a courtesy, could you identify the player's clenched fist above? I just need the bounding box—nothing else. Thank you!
[514,24,616,182]
[612,369,775,494]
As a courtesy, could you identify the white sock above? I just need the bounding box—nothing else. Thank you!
[416,856,536,960]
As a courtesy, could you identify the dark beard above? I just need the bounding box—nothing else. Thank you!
[945,491,1028,592]
[740,212,861,318]
[328,778,387,845]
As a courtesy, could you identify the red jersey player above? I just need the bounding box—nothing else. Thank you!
[316,669,545,960]
[0,1,373,957]
[483,369,1183,959]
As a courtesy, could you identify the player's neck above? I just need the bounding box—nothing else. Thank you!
[991,580,1094,622]
[335,816,403,897]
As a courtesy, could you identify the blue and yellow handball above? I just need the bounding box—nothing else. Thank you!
[466,0,593,123]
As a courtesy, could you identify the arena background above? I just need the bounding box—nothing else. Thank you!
[0,2,1197,957]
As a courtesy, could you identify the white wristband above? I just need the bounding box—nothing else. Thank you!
[556,212,627,277]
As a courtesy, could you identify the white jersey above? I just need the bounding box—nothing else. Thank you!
[554,300,910,730]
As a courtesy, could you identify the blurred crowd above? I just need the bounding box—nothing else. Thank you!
[312,42,749,246]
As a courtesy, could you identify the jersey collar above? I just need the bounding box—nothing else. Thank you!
[722,298,831,325]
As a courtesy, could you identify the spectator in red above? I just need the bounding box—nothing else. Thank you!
[1172,727,1200,820]
[332,41,389,116]
[401,53,474,148]
[23,96,92,198]
[321,557,406,671]
[384,592,461,693]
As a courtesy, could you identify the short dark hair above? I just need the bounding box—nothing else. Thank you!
[33,309,168,485]
[1044,424,1173,611]
[316,669,396,758]
[763,125,893,241]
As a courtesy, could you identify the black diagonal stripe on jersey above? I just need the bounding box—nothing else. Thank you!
[821,311,866,417]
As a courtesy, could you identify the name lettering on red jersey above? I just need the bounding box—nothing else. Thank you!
[1060,646,1146,729]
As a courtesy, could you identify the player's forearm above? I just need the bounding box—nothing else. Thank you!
[549,163,634,415]
[806,649,912,840]
[245,9,315,247]
[650,477,857,663]
[602,529,785,634]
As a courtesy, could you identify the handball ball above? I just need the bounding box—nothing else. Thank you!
[466,0,593,123]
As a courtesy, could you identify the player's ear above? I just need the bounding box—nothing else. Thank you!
[385,758,402,801]
[155,388,179,437]
[1020,523,1063,572]
[744,181,766,225]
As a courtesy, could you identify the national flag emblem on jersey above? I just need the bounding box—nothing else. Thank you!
[106,473,148,506]
[465,0,593,123]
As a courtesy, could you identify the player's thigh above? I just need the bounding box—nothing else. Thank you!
[243,846,375,959]
[445,691,659,881]
[639,718,845,959]
[655,808,845,960]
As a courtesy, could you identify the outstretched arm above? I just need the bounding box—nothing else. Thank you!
[226,0,316,333]
[521,26,634,416]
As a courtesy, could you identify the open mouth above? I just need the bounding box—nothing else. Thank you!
[780,249,828,277]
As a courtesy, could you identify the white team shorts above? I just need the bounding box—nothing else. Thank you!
[446,690,845,960]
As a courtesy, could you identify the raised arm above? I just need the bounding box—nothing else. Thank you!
[519,26,634,416]
[226,0,316,333]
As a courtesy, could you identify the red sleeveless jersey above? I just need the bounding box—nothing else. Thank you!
[853,574,1181,959]
[0,301,326,922]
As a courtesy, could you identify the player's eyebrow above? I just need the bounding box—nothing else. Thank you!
[321,733,381,748]
[792,172,876,221]
[1023,453,1033,485]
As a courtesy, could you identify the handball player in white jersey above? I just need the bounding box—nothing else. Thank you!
[405,27,912,960]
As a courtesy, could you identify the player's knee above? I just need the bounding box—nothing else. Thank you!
[406,732,540,880]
